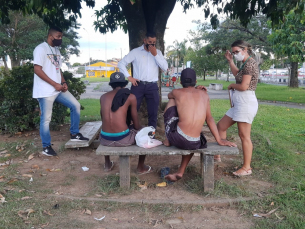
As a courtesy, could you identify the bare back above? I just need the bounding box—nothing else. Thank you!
[100,88,140,133]
[171,88,208,137]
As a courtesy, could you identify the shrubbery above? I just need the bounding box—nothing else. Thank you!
[0,63,86,134]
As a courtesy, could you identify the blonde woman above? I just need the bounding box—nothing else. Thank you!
[216,40,259,176]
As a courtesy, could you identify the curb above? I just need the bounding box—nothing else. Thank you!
[48,194,257,208]
[258,100,305,106]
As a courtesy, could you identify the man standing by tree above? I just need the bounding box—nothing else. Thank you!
[118,31,167,173]
[33,26,88,156]
[118,31,168,128]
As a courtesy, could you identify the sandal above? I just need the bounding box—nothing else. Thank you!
[233,167,252,176]
[137,165,154,175]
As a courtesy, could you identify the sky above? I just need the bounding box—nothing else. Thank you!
[69,1,210,65]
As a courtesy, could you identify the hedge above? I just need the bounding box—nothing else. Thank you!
[0,63,85,134]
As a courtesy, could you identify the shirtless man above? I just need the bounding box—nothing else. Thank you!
[100,72,151,174]
[163,68,237,182]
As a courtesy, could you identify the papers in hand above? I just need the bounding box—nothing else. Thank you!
[229,89,234,107]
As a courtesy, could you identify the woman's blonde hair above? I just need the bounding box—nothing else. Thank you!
[231,40,255,56]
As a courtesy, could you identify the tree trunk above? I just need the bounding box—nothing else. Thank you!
[120,0,176,108]
[289,62,299,88]
[215,70,217,80]
[203,70,206,81]
[10,55,20,68]
[1,56,9,70]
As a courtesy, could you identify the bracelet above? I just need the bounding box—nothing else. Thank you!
[61,82,67,85]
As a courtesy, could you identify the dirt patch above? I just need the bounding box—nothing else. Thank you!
[0,124,272,228]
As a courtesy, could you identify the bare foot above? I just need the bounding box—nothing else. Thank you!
[163,139,171,147]
[104,161,114,172]
[165,173,182,182]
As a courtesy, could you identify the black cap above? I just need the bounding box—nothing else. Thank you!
[181,68,196,84]
[110,72,128,83]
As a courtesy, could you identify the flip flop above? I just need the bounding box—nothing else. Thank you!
[137,165,153,175]
[233,167,252,176]
[104,161,114,172]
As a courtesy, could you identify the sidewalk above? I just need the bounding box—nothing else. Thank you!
[80,82,305,109]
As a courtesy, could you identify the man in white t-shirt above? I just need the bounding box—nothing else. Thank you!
[33,26,88,156]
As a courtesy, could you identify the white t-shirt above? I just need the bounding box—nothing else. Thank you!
[32,42,62,98]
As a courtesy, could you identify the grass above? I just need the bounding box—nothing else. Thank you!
[81,77,110,83]
[197,79,305,104]
[1,98,305,228]
[210,100,305,228]
[79,99,101,122]
[77,99,305,227]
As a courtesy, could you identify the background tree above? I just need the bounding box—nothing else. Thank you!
[191,16,273,77]
[185,44,226,80]
[0,12,46,68]
[72,62,81,67]
[167,39,187,73]
[268,9,305,88]
[0,11,81,68]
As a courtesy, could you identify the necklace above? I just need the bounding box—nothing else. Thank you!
[47,43,59,62]
[239,56,251,72]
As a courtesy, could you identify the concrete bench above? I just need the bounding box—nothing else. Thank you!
[209,83,223,90]
[65,121,102,149]
[96,143,239,192]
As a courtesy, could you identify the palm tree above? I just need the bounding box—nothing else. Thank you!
[167,39,188,74]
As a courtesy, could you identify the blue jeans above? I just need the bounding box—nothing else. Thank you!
[37,91,81,148]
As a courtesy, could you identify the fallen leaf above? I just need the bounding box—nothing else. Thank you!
[270,202,274,206]
[47,168,61,172]
[0,194,7,203]
[156,182,167,187]
[31,165,39,170]
[7,178,18,184]
[15,132,22,135]
[0,150,7,155]
[136,181,148,190]
[254,207,279,218]
[22,174,33,178]
[112,218,118,221]
[39,222,50,228]
[18,209,35,220]
[84,209,92,215]
[95,194,102,197]
[28,154,34,161]
[21,196,32,200]
[43,210,53,216]
[275,212,284,220]
[19,189,26,193]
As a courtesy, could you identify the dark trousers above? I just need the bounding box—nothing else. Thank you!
[131,82,159,129]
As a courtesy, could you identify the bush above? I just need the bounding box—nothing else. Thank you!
[0,64,86,134]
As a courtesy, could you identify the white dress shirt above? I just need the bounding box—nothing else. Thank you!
[118,45,168,82]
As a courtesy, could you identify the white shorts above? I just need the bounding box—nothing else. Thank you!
[226,90,258,124]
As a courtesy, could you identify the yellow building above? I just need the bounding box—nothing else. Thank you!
[85,61,131,78]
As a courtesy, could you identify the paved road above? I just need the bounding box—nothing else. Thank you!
[80,82,305,109]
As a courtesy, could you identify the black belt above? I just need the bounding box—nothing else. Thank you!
[139,81,157,85]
